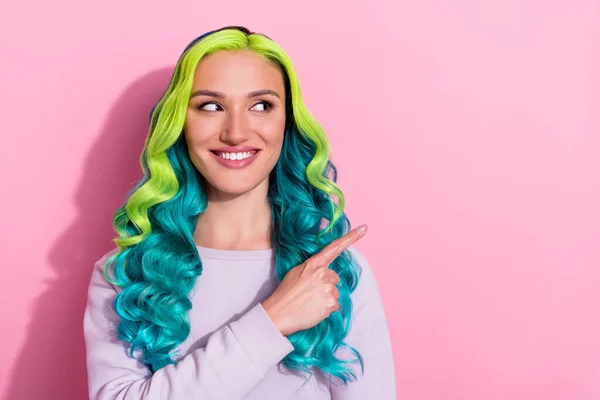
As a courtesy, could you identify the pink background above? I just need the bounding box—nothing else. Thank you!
[1,1,599,399]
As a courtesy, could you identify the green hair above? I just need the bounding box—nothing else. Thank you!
[105,26,364,386]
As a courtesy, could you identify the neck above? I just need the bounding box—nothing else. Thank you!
[193,179,273,251]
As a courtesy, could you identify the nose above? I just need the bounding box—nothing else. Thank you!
[219,108,251,145]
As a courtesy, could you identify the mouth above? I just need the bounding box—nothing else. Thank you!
[209,149,261,169]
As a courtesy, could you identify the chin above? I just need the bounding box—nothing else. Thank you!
[194,156,274,198]
[202,174,267,198]
[214,184,257,196]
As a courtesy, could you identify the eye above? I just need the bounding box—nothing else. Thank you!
[195,101,273,112]
[251,101,273,112]
[197,102,222,112]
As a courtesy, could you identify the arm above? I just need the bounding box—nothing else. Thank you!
[330,246,397,399]
[83,249,294,400]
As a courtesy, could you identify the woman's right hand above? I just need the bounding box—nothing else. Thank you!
[261,225,368,337]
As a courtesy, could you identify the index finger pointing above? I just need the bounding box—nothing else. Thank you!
[308,224,368,268]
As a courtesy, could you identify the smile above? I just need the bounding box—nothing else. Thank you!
[210,150,260,169]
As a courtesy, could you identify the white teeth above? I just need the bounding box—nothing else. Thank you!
[216,151,256,160]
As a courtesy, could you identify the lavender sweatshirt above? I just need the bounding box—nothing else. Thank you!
[83,245,397,399]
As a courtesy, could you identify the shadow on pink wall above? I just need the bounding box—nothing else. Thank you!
[4,67,174,400]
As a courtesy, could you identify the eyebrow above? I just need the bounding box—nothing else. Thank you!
[190,89,281,99]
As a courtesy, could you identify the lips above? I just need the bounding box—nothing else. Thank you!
[210,146,261,153]
[210,149,260,169]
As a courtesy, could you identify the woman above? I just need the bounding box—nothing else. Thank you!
[83,26,396,399]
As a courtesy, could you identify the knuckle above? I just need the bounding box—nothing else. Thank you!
[304,259,317,270]
[327,270,340,283]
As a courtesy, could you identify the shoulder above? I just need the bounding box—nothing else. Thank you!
[84,247,124,329]
[347,245,379,282]
[345,246,381,303]
[346,246,370,274]
[88,247,122,293]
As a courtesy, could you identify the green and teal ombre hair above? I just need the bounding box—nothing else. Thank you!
[104,25,364,385]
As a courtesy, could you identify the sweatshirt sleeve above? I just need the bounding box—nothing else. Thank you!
[83,249,295,400]
[330,246,398,399]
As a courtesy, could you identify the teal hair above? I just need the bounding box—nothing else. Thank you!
[104,26,364,385]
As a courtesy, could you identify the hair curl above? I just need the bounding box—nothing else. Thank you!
[104,25,364,385]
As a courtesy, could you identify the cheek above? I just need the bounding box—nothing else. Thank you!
[184,118,216,148]
[263,119,286,147]
[183,131,213,173]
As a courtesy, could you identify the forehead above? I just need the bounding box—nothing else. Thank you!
[191,50,284,93]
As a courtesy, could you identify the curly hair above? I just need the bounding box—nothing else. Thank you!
[104,25,364,385]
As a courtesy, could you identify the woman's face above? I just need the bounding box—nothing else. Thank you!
[184,50,287,198]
